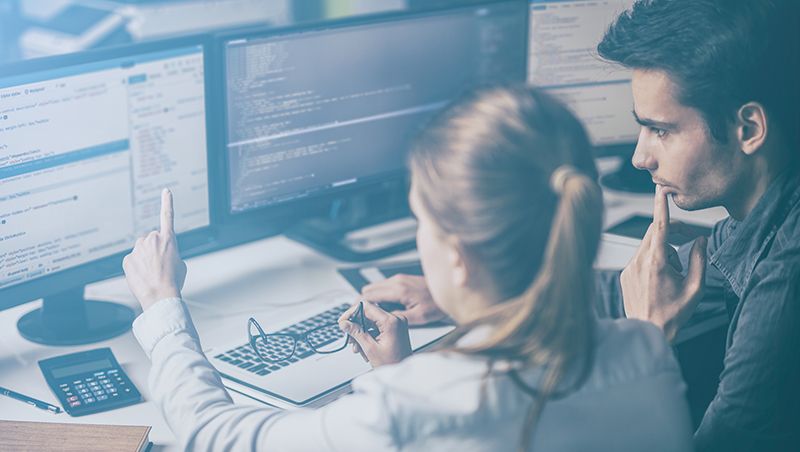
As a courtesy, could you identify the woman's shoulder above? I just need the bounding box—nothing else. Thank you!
[354,349,489,395]
[354,319,678,394]
[587,318,681,389]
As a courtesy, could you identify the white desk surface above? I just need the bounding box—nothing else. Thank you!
[0,158,729,450]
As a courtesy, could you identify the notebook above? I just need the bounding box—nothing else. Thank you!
[0,420,151,452]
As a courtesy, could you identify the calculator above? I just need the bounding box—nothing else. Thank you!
[38,347,142,417]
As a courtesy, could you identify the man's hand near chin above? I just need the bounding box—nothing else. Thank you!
[620,184,708,341]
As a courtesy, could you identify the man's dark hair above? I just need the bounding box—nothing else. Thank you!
[598,0,799,149]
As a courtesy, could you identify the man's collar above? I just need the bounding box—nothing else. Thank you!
[709,169,800,297]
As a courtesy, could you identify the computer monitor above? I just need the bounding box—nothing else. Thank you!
[0,37,213,345]
[527,0,652,192]
[217,1,529,259]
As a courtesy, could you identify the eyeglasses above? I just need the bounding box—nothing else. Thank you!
[248,302,372,363]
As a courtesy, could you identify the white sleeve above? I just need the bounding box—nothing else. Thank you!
[132,298,398,452]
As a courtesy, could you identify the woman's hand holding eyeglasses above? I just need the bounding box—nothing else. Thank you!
[338,302,412,368]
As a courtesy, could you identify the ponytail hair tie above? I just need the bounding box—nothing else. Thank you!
[550,165,580,195]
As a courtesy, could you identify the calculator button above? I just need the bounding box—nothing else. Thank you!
[85,397,95,403]
[97,395,108,401]
[78,388,89,394]
[69,401,81,407]
[75,384,86,389]
[67,396,78,402]
[123,388,131,393]
[94,390,105,396]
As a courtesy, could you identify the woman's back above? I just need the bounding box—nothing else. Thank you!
[342,318,692,451]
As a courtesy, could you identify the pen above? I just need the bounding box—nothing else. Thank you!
[0,385,61,414]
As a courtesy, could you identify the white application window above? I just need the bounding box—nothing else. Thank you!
[528,0,638,146]
[0,46,209,289]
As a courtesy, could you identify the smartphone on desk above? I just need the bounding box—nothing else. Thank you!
[606,215,712,247]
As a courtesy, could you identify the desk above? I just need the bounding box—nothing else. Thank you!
[0,158,729,450]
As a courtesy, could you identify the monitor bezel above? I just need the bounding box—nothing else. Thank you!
[212,0,530,230]
[0,35,220,310]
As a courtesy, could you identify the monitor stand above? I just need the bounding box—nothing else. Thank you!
[285,180,417,262]
[17,287,136,346]
[286,215,417,262]
[600,159,656,193]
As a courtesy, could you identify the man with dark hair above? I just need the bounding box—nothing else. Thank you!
[596,0,800,450]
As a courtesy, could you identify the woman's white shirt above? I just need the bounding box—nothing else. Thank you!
[133,298,693,451]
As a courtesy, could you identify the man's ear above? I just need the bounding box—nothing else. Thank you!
[736,102,768,156]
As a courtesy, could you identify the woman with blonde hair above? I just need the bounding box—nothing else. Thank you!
[124,85,692,451]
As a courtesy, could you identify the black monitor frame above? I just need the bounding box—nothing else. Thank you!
[211,0,530,256]
[0,35,221,314]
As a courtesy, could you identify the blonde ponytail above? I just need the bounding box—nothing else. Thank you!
[513,168,603,450]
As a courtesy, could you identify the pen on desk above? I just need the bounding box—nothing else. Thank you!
[0,385,61,414]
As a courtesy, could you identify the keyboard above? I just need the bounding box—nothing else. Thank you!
[213,303,351,377]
